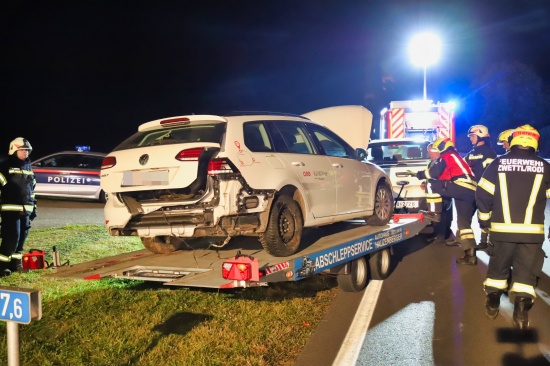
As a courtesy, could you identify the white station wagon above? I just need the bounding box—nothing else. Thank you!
[100,113,393,257]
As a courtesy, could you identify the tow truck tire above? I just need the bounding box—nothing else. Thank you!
[365,182,393,226]
[141,236,181,254]
[337,257,368,292]
[369,248,391,280]
[260,195,303,257]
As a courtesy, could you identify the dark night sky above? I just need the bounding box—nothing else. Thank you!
[2,0,550,157]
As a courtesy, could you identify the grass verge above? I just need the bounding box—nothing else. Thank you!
[0,225,339,365]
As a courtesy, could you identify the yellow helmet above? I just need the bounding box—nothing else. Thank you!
[509,124,540,150]
[468,125,490,138]
[429,138,454,153]
[497,129,514,145]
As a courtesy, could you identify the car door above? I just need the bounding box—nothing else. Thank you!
[271,121,337,218]
[68,155,102,198]
[307,123,372,214]
[32,153,76,197]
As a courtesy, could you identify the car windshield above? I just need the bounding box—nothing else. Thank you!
[113,123,226,151]
[367,141,430,163]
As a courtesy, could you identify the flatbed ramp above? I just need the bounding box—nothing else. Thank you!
[49,216,427,289]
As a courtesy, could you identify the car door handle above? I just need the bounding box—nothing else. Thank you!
[291,161,305,167]
[332,163,343,168]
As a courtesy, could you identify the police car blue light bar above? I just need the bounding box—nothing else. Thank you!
[76,145,90,152]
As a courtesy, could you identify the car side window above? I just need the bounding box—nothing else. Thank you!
[79,156,103,169]
[243,122,273,152]
[307,124,354,158]
[273,122,315,154]
[40,154,80,168]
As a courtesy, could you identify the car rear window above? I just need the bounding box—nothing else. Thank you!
[368,142,430,162]
[113,123,226,151]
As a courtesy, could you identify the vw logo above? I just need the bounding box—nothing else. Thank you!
[139,154,149,166]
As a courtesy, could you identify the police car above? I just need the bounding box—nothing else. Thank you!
[101,113,393,257]
[32,146,107,202]
[367,138,431,212]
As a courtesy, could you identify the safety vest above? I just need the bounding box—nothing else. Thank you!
[465,143,497,182]
[0,155,36,214]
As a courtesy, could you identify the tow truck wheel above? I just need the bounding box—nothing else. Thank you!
[365,182,393,226]
[369,248,391,280]
[260,194,303,257]
[141,236,181,254]
[337,257,368,292]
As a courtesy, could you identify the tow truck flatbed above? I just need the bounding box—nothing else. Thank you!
[49,214,428,290]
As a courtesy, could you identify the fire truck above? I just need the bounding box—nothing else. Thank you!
[379,100,456,143]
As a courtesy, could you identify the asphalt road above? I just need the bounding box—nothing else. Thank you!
[297,207,550,366]
[32,198,105,229]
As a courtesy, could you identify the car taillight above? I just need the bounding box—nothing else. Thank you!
[208,158,238,175]
[160,117,190,127]
[101,156,117,169]
[175,148,203,161]
[221,253,259,281]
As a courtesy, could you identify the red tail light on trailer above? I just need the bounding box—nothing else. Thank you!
[222,253,259,281]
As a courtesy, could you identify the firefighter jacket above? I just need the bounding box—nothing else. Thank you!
[465,143,497,182]
[417,148,475,182]
[476,146,550,243]
[0,154,36,214]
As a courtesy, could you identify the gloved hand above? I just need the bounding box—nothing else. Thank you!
[29,208,37,221]
[406,170,418,177]
[477,227,490,252]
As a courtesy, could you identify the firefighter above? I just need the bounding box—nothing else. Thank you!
[0,137,37,276]
[465,125,497,182]
[476,125,549,329]
[407,138,478,264]
[423,143,455,245]
[497,128,514,153]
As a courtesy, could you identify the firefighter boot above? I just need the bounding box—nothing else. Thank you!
[485,292,502,320]
[456,248,477,266]
[513,297,534,330]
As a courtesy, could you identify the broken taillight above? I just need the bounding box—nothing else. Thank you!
[208,158,238,175]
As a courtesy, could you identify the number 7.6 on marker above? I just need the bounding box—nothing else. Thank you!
[0,287,41,324]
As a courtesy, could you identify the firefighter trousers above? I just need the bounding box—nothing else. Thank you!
[0,212,30,270]
[484,240,544,300]
[426,180,476,250]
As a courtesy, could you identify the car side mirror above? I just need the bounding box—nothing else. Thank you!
[356,148,367,160]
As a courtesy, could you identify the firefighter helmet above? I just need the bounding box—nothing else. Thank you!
[509,124,540,151]
[8,137,32,155]
[429,138,454,153]
[467,125,490,138]
[497,129,514,145]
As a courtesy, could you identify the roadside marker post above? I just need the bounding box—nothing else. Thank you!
[0,286,42,366]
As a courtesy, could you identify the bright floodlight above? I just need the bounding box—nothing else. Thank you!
[408,32,442,100]
[408,33,441,67]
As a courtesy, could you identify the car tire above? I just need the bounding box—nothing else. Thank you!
[99,190,106,203]
[369,248,391,280]
[365,182,393,226]
[141,236,181,254]
[260,195,303,257]
[337,256,368,292]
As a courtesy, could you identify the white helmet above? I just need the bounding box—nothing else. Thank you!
[9,137,32,155]
[467,125,490,138]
